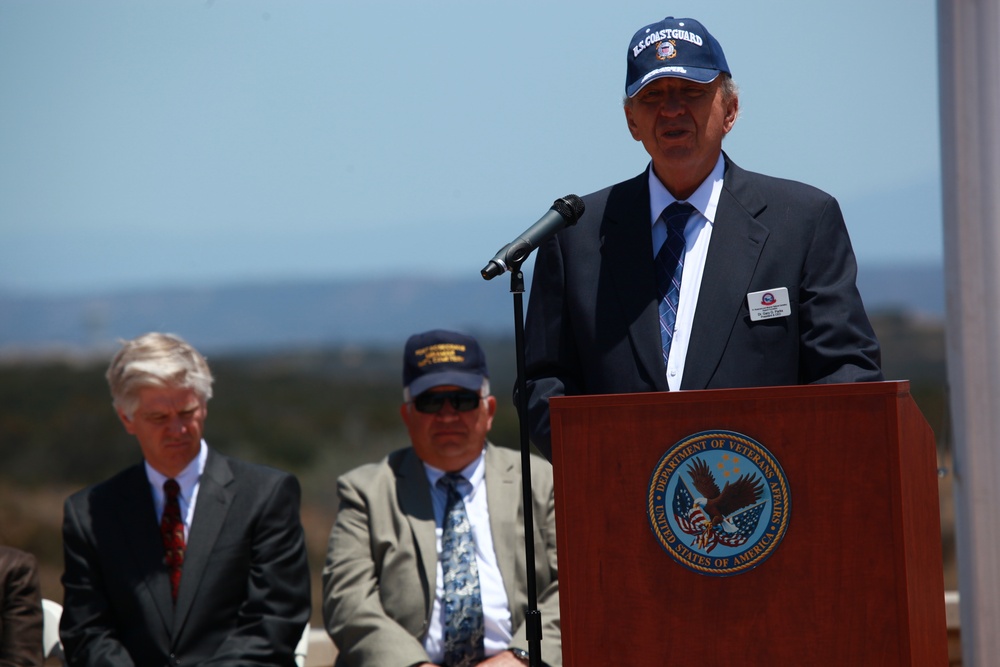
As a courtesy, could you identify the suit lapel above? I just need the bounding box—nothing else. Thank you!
[600,173,669,391]
[683,157,769,389]
[115,465,175,636]
[396,450,437,618]
[484,444,522,617]
[171,449,235,637]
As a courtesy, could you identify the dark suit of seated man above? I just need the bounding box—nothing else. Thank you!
[60,332,311,667]
[323,330,561,667]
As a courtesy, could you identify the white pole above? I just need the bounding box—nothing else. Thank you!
[938,0,1000,664]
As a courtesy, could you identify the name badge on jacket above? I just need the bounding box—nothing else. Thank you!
[747,287,791,321]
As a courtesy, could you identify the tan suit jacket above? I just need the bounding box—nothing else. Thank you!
[322,442,560,666]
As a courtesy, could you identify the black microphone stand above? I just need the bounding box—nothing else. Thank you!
[481,194,583,667]
[489,260,543,667]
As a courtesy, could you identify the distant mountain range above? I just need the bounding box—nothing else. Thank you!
[0,262,944,358]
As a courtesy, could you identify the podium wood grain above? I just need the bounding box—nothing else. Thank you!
[549,381,947,666]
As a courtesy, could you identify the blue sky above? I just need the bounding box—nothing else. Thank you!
[0,0,941,296]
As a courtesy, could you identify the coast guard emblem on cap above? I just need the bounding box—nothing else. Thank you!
[647,430,791,576]
[656,40,677,61]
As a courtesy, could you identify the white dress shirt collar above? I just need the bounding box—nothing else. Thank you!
[647,153,726,227]
[146,440,208,526]
[422,446,486,492]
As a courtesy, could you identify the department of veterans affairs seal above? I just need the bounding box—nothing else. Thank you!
[647,430,791,576]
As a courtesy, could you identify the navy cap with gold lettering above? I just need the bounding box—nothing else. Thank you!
[402,329,489,397]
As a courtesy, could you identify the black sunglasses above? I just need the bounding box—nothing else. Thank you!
[412,390,481,414]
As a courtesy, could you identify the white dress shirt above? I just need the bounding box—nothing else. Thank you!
[422,449,512,662]
[145,440,208,541]
[648,154,726,391]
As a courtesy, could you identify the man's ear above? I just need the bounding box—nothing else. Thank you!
[723,97,739,133]
[624,104,642,141]
[483,395,498,431]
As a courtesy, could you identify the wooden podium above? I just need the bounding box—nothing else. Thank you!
[549,381,947,666]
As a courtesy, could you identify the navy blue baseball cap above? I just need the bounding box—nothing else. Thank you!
[626,17,730,97]
[403,330,489,396]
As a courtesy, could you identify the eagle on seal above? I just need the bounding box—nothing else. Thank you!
[686,457,764,532]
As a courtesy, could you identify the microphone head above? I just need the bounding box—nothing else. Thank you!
[551,194,585,225]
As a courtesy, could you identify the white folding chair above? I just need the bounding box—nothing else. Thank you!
[294,622,310,667]
[42,598,66,665]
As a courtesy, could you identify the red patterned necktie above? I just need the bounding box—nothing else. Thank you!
[160,478,185,603]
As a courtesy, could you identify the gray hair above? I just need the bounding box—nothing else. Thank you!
[106,332,213,418]
[403,378,491,404]
[622,73,740,110]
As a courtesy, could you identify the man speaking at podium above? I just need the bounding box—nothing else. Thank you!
[523,16,883,459]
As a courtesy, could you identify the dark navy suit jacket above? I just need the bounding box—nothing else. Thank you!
[523,154,883,458]
[60,449,311,667]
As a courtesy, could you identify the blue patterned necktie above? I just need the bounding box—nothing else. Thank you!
[655,202,694,366]
[438,472,485,667]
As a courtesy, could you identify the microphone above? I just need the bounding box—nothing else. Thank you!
[481,195,585,280]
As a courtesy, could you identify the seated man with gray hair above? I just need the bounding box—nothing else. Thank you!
[60,332,311,666]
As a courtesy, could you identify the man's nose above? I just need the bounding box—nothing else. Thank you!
[435,401,461,419]
[659,95,686,117]
[167,416,188,434]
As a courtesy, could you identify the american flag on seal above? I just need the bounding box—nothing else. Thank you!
[672,467,767,553]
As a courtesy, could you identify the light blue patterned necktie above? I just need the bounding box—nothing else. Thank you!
[655,202,694,367]
[438,472,485,667]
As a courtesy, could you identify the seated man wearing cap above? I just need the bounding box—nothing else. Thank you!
[322,330,560,667]
[523,16,884,458]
